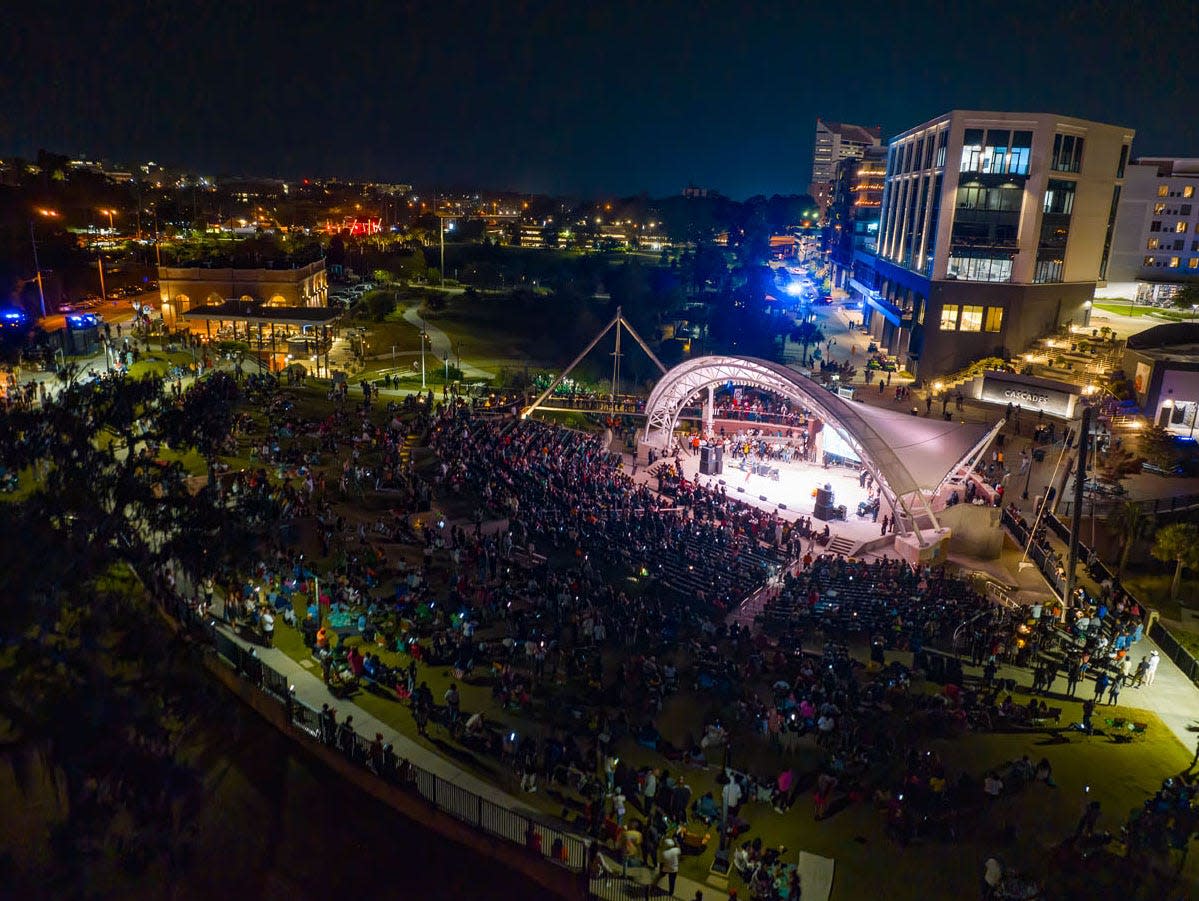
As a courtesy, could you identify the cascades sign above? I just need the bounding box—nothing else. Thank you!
[980,373,1077,419]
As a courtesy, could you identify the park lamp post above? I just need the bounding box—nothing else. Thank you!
[419,327,428,391]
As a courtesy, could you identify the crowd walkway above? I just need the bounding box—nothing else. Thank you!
[207,596,715,898]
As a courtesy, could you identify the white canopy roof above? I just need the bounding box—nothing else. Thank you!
[642,355,993,498]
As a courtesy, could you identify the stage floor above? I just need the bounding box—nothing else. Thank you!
[629,450,894,548]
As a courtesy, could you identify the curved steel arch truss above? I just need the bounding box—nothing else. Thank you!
[641,355,941,539]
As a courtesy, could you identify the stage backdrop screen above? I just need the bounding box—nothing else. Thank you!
[823,428,861,462]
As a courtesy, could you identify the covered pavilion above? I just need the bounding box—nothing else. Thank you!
[640,356,1003,549]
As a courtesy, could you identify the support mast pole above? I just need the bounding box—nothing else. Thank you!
[611,314,622,400]
[1064,405,1092,608]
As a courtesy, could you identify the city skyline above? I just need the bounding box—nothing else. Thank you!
[2,1,1197,198]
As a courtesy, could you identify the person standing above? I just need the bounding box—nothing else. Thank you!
[1145,651,1160,686]
[643,767,658,815]
[1066,659,1081,697]
[1107,677,1121,706]
[656,837,680,895]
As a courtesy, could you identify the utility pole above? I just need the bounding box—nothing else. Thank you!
[1064,404,1092,609]
[29,221,47,318]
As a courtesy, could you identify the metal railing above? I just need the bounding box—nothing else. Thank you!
[999,508,1066,599]
[1149,621,1199,686]
[1058,492,1199,518]
[157,586,592,878]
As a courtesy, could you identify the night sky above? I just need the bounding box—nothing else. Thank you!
[2,0,1197,198]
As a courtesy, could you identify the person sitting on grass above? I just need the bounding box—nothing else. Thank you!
[984,771,1004,798]
[1035,758,1057,788]
[694,792,719,824]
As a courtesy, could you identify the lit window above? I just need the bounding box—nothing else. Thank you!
[984,307,1004,332]
[1144,256,1155,266]
[1185,186,1196,199]
[1147,238,1160,250]
[1177,222,1189,233]
[959,305,984,332]
[940,304,960,330]
[1190,258,1199,269]
[1169,256,1180,268]
[1158,185,1169,197]
[1154,202,1167,215]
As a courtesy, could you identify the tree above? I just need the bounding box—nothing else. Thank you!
[0,371,280,891]
[1139,424,1180,471]
[1107,500,1151,575]
[1150,522,1199,601]
[1094,445,1142,484]
[1170,283,1199,311]
[790,321,824,365]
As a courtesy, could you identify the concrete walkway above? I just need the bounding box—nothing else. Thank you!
[401,304,495,380]
[215,615,716,897]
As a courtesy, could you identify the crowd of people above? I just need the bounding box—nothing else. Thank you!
[27,358,1184,899]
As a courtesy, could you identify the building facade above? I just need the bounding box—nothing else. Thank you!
[159,259,328,330]
[1103,158,1199,300]
[850,110,1132,377]
[1123,323,1199,437]
[827,146,886,288]
[810,119,883,212]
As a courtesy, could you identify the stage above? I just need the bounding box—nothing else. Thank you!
[628,447,896,550]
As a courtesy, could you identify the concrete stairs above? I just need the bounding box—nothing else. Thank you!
[826,534,857,556]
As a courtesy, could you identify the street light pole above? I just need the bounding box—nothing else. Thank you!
[419,326,427,390]
[439,216,445,288]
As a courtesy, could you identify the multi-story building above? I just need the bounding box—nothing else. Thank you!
[159,259,328,329]
[519,224,546,248]
[810,119,883,212]
[1103,158,1199,302]
[850,110,1133,377]
[827,146,886,288]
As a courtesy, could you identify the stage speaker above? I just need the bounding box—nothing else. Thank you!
[759,494,768,501]
[813,501,836,521]
[699,445,723,475]
[778,503,787,510]
[815,487,834,508]
[736,486,745,493]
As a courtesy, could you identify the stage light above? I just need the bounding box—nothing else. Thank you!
[785,283,804,297]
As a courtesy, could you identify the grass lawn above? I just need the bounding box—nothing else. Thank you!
[266,565,1198,901]
[417,297,554,369]
[1093,302,1194,322]
[127,350,195,379]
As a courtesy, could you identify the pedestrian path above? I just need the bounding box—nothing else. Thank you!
[219,622,544,816]
[400,304,495,380]
[213,616,722,898]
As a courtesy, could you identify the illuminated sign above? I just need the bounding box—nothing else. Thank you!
[980,373,1076,419]
[324,217,382,237]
